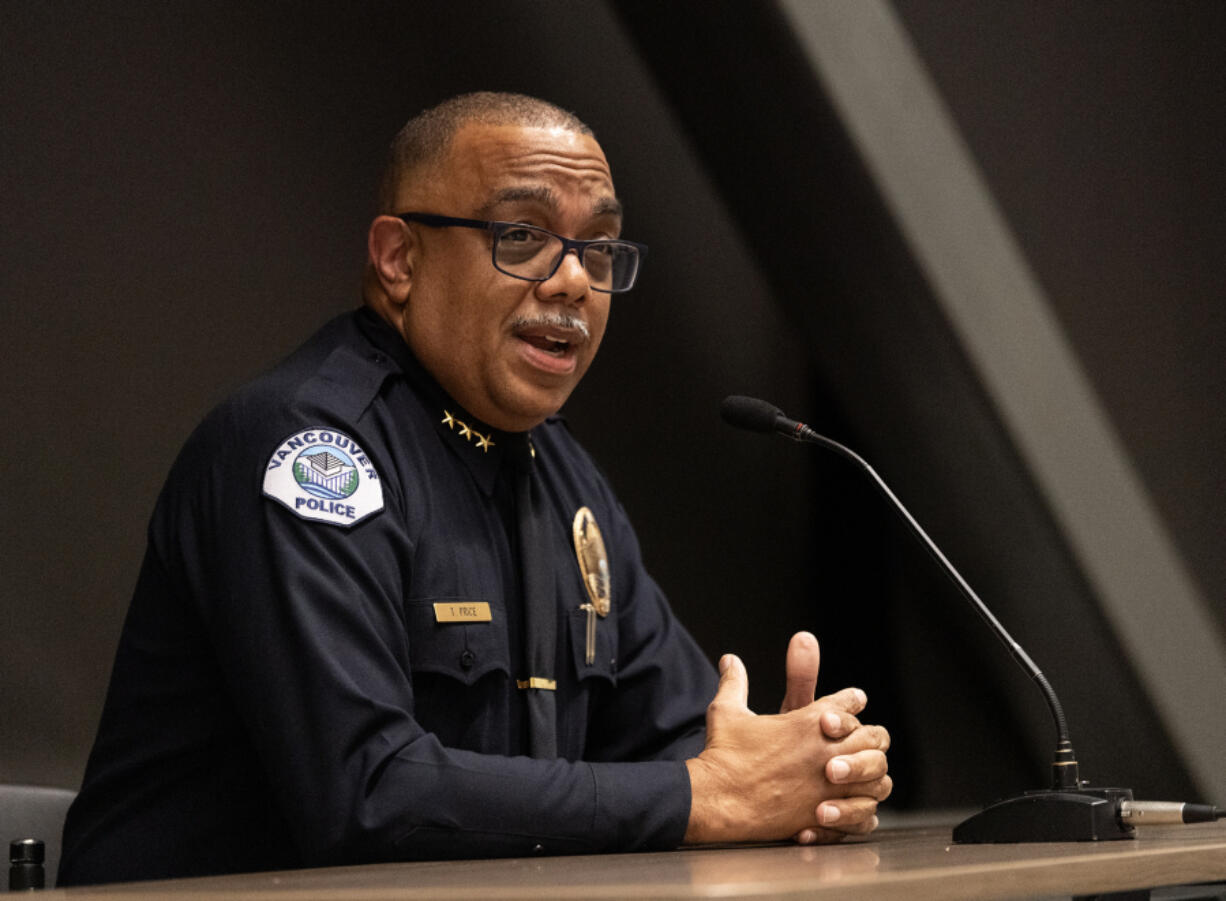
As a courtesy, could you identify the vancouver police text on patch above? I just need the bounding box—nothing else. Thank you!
[262,428,384,527]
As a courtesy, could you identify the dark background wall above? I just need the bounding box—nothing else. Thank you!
[2,1,1222,813]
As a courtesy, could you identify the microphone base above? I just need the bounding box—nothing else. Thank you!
[953,787,1135,843]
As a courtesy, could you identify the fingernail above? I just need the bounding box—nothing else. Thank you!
[820,805,841,825]
[854,688,867,707]
[830,758,851,781]
[719,655,731,674]
[870,815,880,831]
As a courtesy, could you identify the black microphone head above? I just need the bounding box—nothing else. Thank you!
[720,395,783,433]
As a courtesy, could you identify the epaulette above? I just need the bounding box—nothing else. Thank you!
[299,344,400,423]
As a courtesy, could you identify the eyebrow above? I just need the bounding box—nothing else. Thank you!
[477,186,554,217]
[593,196,624,219]
[477,186,623,222]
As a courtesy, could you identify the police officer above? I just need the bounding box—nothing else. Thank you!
[59,92,890,886]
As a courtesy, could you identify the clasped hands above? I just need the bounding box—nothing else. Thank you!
[684,631,892,845]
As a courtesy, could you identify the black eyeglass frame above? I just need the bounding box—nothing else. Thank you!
[397,212,648,294]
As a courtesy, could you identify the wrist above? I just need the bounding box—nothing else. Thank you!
[683,756,731,844]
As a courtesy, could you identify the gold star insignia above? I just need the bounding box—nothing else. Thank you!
[441,409,496,453]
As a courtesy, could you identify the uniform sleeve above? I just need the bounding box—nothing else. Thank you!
[158,400,693,865]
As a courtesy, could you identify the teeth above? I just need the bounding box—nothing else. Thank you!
[520,334,571,355]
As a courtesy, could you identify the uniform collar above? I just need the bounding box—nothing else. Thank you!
[353,306,529,496]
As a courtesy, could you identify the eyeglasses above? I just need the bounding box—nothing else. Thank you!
[397,212,647,294]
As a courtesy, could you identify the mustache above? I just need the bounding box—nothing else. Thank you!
[509,312,591,341]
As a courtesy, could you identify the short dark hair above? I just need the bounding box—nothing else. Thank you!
[376,92,594,213]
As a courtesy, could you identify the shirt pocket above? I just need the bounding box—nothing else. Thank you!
[404,597,511,686]
[565,604,618,687]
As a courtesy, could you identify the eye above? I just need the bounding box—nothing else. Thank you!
[502,227,540,244]
[495,224,554,268]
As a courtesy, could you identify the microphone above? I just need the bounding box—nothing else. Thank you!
[720,395,1220,842]
[720,395,794,435]
[720,395,824,443]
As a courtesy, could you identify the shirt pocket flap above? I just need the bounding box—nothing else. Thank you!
[566,606,617,685]
[406,598,510,686]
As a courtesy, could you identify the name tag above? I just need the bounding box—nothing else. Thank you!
[433,602,493,623]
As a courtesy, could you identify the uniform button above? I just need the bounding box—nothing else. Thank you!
[532,843,545,854]
[371,352,386,364]
[459,650,476,670]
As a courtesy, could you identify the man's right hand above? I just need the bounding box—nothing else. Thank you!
[683,651,891,845]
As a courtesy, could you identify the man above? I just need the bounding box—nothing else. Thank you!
[59,92,890,886]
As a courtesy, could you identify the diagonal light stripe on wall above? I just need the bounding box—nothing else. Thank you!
[777,0,1226,800]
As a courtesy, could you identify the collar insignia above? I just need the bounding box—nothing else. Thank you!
[441,409,495,453]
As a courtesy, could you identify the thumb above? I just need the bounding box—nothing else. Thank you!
[780,631,821,713]
[713,653,750,711]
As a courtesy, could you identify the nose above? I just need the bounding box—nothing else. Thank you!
[535,248,589,304]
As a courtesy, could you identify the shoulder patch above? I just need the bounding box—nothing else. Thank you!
[262,428,384,527]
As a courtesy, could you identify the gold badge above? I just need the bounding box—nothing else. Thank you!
[572,506,611,665]
[572,507,611,616]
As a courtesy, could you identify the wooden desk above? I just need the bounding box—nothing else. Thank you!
[47,822,1226,900]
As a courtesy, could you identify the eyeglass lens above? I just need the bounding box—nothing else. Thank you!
[495,226,638,292]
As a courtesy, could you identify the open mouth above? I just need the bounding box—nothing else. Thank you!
[512,320,588,375]
[520,334,573,357]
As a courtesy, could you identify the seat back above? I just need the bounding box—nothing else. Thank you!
[0,785,77,888]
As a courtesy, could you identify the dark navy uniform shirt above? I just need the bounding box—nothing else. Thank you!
[59,309,716,885]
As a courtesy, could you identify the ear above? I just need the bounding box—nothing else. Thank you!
[367,215,414,306]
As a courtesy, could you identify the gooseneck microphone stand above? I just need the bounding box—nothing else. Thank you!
[720,395,1143,842]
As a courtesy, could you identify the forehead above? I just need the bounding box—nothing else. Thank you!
[428,123,618,218]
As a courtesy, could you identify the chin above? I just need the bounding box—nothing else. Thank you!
[493,387,571,432]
